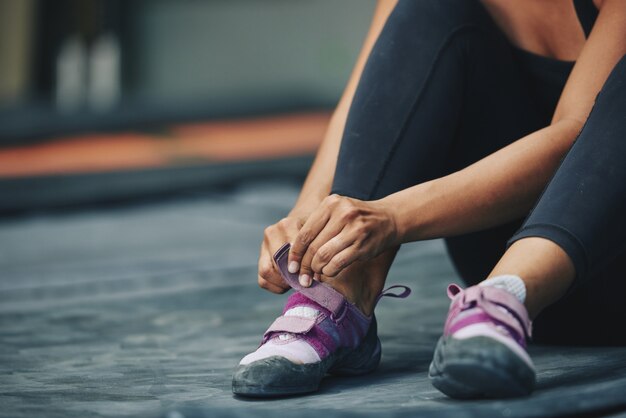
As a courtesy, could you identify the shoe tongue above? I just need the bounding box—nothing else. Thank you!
[284,306,319,319]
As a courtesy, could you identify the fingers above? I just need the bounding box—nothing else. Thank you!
[321,245,359,277]
[289,195,364,286]
[258,219,299,294]
[310,235,352,274]
[258,274,288,294]
[258,250,289,293]
[297,231,337,287]
[295,217,346,287]
[259,195,392,290]
[288,199,335,275]
[295,235,326,288]
[311,224,362,277]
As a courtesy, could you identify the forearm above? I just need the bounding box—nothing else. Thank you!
[290,0,398,218]
[386,119,583,242]
[290,101,349,217]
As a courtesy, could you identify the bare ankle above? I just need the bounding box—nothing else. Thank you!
[320,273,379,316]
[489,238,575,319]
[319,248,398,316]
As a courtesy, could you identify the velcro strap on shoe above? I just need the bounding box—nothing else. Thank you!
[264,315,316,337]
[449,284,532,339]
[273,243,346,318]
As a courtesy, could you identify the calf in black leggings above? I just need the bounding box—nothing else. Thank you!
[234,0,626,399]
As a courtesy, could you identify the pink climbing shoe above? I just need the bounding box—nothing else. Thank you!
[232,243,410,397]
[429,283,536,398]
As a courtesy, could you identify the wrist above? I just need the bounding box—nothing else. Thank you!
[376,196,404,246]
[288,203,317,221]
[380,183,435,244]
[290,191,327,219]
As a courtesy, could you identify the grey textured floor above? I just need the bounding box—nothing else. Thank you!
[1,180,626,418]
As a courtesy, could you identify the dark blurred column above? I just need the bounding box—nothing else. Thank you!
[87,0,123,112]
[34,0,126,113]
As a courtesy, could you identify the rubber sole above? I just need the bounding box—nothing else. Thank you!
[232,356,325,397]
[429,336,536,399]
[232,317,381,397]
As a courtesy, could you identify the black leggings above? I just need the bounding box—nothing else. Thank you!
[331,0,626,344]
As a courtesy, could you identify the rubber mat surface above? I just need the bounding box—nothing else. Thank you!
[1,180,626,418]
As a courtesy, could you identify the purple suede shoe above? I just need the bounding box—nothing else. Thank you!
[429,284,535,398]
[232,243,410,397]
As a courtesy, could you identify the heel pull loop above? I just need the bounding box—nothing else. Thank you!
[376,285,411,304]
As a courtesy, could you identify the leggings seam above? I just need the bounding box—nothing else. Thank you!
[368,23,488,200]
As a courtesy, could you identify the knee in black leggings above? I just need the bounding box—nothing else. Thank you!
[332,0,534,201]
[383,0,488,41]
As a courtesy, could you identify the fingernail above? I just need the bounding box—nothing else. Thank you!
[299,274,311,287]
[313,273,320,282]
[288,261,299,274]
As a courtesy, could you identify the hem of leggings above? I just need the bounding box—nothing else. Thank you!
[507,223,588,285]
[329,189,371,201]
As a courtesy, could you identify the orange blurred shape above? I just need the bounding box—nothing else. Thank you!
[172,112,329,161]
[0,112,330,178]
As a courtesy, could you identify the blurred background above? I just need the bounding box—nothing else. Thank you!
[0,0,376,214]
[1,5,399,415]
[5,4,626,418]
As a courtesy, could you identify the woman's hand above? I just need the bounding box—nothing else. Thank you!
[287,194,398,286]
[258,214,307,294]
